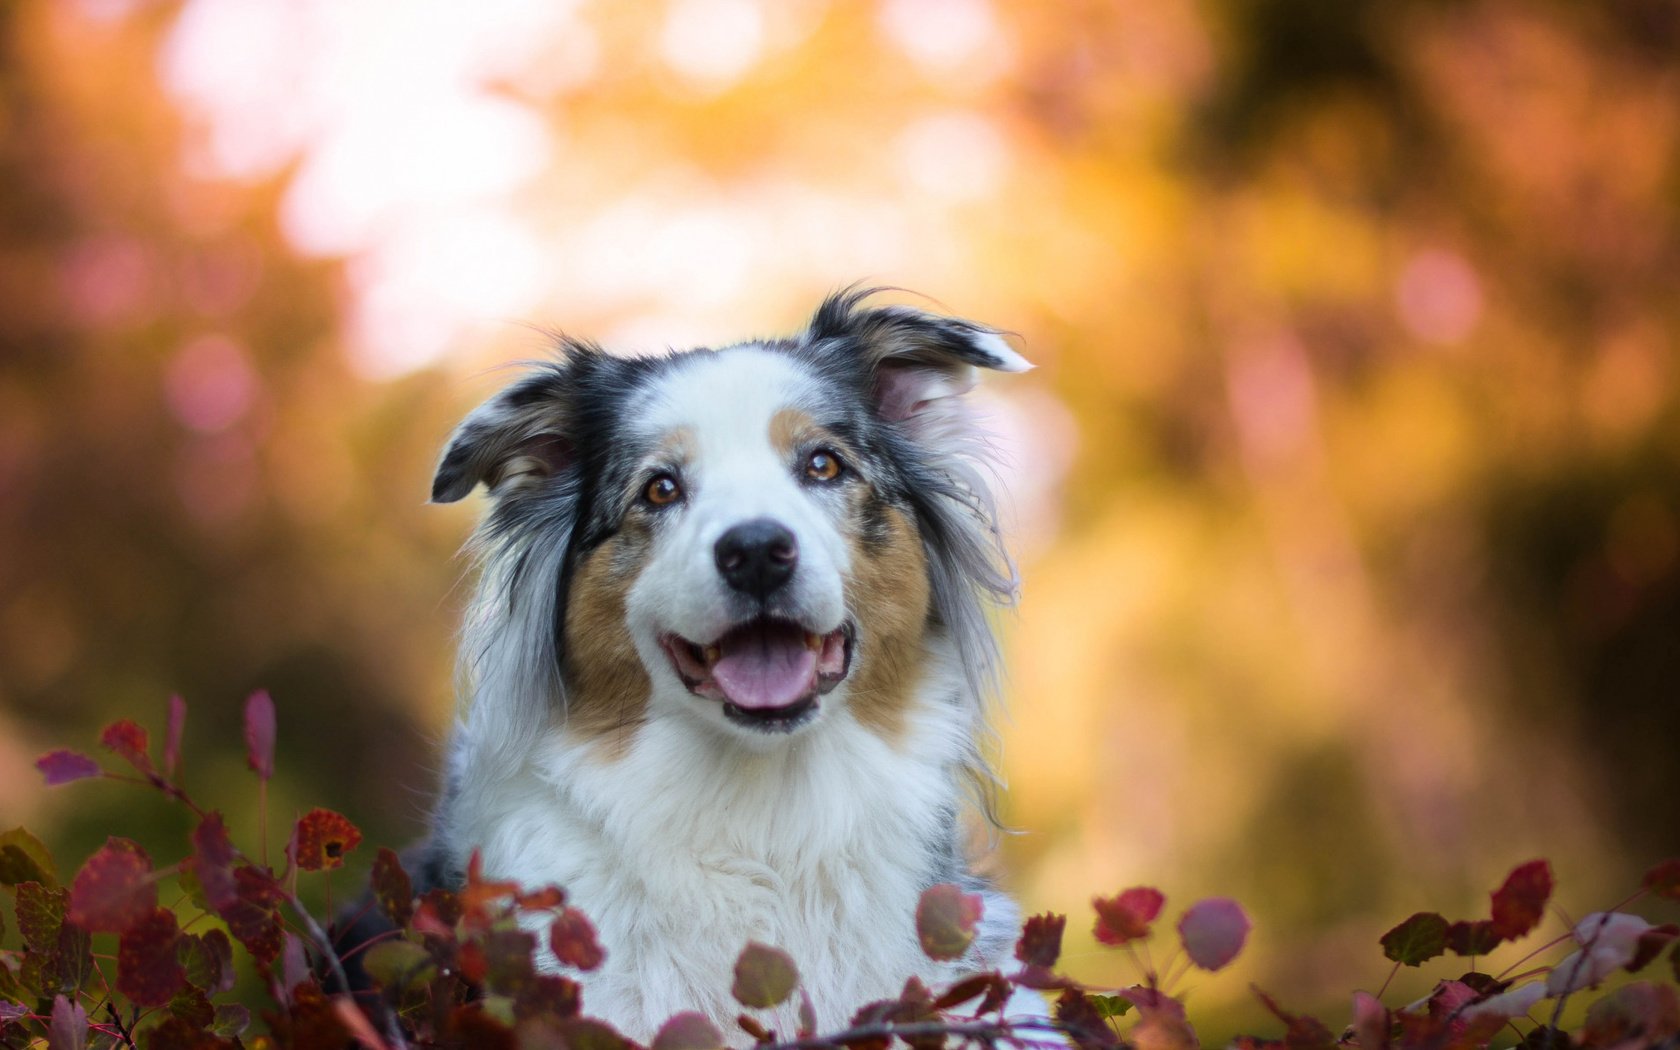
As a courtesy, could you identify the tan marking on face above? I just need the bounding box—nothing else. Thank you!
[769,407,816,459]
[842,503,931,740]
[561,529,652,757]
[658,425,697,465]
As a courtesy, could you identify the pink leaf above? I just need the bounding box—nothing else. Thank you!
[1350,991,1390,1050]
[916,883,982,961]
[243,689,275,780]
[47,995,86,1050]
[1177,897,1251,971]
[164,694,187,778]
[652,1012,726,1050]
[35,751,101,786]
[1644,859,1680,902]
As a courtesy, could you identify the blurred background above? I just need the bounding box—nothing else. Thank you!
[2,0,1678,1039]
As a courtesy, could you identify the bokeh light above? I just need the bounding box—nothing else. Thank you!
[4,0,1679,1040]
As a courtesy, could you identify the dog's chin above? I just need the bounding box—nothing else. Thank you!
[660,618,853,735]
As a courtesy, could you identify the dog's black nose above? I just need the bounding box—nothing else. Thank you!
[715,518,798,598]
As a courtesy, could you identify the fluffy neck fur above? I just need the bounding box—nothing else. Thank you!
[439,634,1001,1040]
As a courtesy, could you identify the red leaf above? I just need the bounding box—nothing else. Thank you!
[550,908,605,971]
[48,994,86,1050]
[1380,912,1450,966]
[35,751,102,787]
[293,808,362,872]
[164,694,187,778]
[219,865,285,963]
[1054,990,1120,1050]
[371,847,414,928]
[1015,911,1066,969]
[1252,987,1336,1050]
[1629,924,1680,973]
[731,942,798,1008]
[460,850,520,926]
[416,886,462,935]
[1490,859,1553,940]
[513,975,581,1021]
[146,1015,235,1050]
[1447,919,1502,957]
[482,928,538,996]
[67,837,156,932]
[1178,897,1251,971]
[1093,886,1164,946]
[1644,859,1680,902]
[917,883,982,961]
[653,1012,727,1050]
[243,690,276,780]
[100,720,153,774]
[117,907,185,1006]
[516,885,566,910]
[934,972,1011,1011]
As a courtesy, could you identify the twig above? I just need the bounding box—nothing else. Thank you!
[757,1016,1071,1050]
[286,891,410,1050]
[104,1002,138,1049]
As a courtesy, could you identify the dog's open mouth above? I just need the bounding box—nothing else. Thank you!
[661,619,852,731]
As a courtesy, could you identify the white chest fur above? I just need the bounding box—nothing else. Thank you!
[445,696,984,1041]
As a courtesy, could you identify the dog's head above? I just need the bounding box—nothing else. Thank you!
[433,289,1027,752]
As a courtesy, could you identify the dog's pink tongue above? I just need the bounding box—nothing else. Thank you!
[712,627,817,710]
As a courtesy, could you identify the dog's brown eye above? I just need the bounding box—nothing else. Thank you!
[804,449,843,483]
[644,474,683,506]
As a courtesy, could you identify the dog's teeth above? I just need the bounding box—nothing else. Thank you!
[703,645,721,665]
[805,632,820,650]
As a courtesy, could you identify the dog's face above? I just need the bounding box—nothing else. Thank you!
[432,291,1027,750]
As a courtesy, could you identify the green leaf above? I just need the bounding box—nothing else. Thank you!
[1381,911,1450,966]
[15,881,67,950]
[178,929,235,995]
[0,828,58,888]
[731,942,798,1009]
[1088,993,1134,1019]
[362,939,437,992]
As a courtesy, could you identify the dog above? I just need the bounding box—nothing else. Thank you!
[415,288,1034,1039]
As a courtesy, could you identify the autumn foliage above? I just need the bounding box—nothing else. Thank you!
[5,696,1680,1049]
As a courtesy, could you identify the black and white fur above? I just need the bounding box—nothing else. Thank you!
[420,288,1035,1038]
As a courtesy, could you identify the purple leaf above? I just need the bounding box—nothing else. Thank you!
[35,751,101,786]
[1177,897,1251,971]
[47,995,86,1050]
[243,689,275,780]
[164,694,187,778]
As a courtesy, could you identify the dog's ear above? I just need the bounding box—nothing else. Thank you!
[805,289,1030,435]
[431,369,575,504]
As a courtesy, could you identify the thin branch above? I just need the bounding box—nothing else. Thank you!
[285,891,410,1050]
[758,1016,1071,1050]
